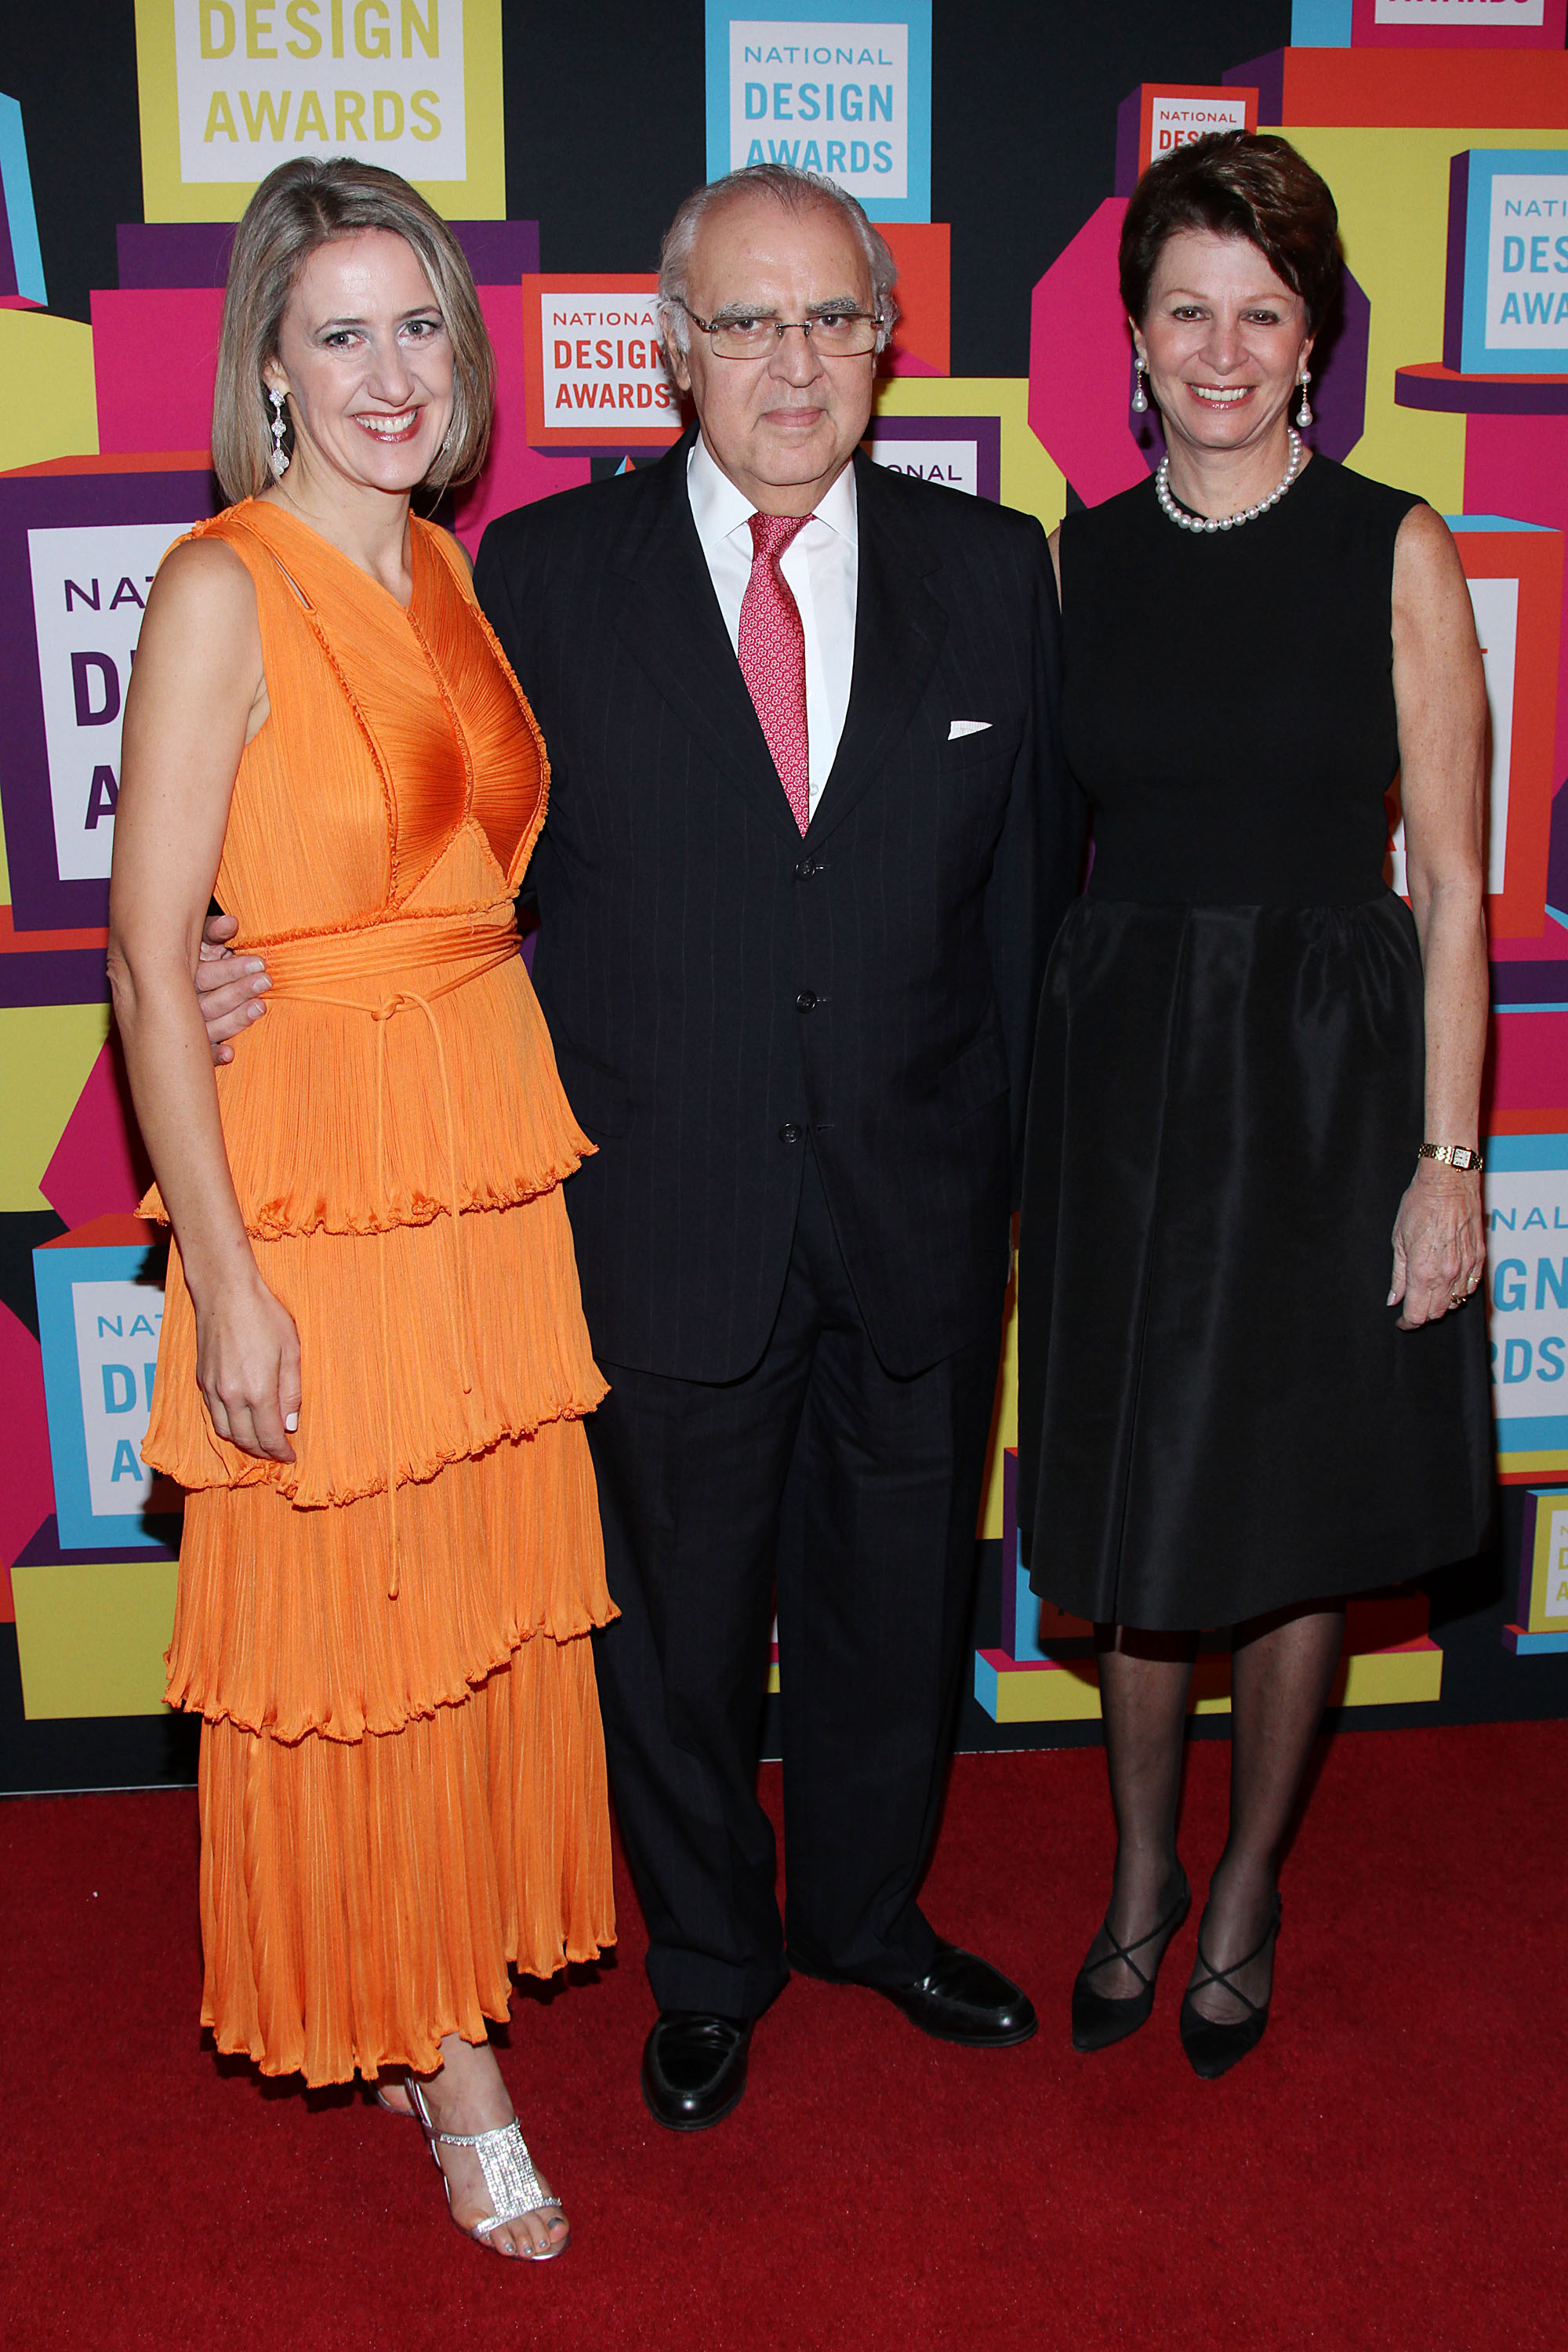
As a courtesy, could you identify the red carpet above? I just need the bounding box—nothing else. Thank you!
[2,1722,1561,2352]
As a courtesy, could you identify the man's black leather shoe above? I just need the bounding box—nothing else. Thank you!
[641,2011,754,2131]
[797,1940,1038,2047]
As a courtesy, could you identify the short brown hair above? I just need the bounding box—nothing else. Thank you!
[211,156,493,505]
[1119,131,1341,334]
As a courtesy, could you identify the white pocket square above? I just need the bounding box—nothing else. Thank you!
[948,719,992,739]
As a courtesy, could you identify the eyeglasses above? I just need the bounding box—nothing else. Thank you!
[676,299,883,360]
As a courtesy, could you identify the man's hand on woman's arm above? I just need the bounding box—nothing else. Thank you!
[194,910,271,1063]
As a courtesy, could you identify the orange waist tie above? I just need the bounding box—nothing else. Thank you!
[249,902,522,1595]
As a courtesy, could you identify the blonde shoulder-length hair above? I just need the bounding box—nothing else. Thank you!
[212,154,494,506]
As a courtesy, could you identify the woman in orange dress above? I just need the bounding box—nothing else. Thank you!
[107,158,613,2261]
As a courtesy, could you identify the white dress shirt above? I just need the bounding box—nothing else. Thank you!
[686,431,858,818]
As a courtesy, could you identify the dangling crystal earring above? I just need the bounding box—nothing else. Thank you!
[1296,368,1312,430]
[267,387,290,479]
[1131,358,1149,415]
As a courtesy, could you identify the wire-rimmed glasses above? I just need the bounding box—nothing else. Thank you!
[676,299,883,360]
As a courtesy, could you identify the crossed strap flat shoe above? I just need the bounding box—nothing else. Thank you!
[1072,1873,1191,2053]
[1179,1894,1283,2081]
[641,2011,754,2132]
[406,2077,569,2259]
[795,1940,1037,2047]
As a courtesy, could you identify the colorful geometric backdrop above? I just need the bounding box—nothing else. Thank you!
[4,0,1567,1795]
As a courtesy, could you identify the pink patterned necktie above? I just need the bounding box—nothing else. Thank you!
[738,510,812,835]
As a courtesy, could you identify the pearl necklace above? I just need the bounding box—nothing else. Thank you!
[1156,429,1304,535]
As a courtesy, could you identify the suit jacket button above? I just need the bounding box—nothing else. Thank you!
[795,989,817,1012]
[779,1121,802,1144]
[794,858,818,880]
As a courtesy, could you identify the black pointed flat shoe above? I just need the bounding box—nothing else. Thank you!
[1071,1873,1191,2053]
[641,2011,753,2131]
[1178,1894,1282,2080]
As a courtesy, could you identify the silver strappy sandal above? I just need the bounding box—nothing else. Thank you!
[405,2076,569,2260]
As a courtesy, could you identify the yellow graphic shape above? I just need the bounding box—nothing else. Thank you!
[135,0,506,221]
[981,1639,1443,1725]
[1288,123,1568,513]
[871,376,1068,537]
[12,1559,177,1718]
[978,1263,1017,1543]
[0,309,98,474]
[0,1004,112,1210]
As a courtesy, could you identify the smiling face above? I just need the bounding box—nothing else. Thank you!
[264,229,455,500]
[1134,227,1313,466]
[670,191,879,515]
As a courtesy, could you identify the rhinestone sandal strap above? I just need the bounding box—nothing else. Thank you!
[433,2118,557,2223]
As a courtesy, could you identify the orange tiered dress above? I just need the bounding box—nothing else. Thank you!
[140,498,615,2085]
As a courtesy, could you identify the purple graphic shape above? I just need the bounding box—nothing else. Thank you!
[1397,367,1568,417]
[0,466,221,933]
[1548,786,1568,925]
[0,165,17,300]
[1114,88,1143,198]
[117,223,234,288]
[865,416,1002,503]
[1224,52,1284,125]
[1130,264,1370,471]
[1443,154,1470,374]
[118,220,540,290]
[0,948,108,1008]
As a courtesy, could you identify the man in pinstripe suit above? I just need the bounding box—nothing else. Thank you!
[202,165,1080,2132]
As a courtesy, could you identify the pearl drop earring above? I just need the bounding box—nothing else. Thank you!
[268,387,290,479]
[1131,358,1149,415]
[1296,368,1312,431]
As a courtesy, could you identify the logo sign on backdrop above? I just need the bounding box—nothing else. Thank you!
[1506,1487,1568,1652]
[1388,521,1562,940]
[133,0,505,220]
[0,469,218,931]
[520,277,682,449]
[1352,0,1566,45]
[34,1231,176,1553]
[864,415,1001,501]
[705,3,932,222]
[1446,150,1568,375]
[1485,1137,1568,1482]
[25,524,190,885]
[1136,85,1256,176]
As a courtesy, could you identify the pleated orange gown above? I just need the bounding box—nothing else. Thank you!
[141,498,615,2086]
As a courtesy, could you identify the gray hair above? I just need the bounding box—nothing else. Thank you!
[656,164,900,356]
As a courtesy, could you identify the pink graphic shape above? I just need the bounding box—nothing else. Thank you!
[0,1304,53,1590]
[452,285,592,556]
[40,1037,152,1229]
[1466,415,1568,811]
[1490,1008,1568,1121]
[1029,199,1146,509]
[92,287,226,454]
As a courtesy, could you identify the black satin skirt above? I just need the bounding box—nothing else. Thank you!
[1016,895,1494,1631]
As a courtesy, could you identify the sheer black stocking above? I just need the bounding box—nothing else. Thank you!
[1078,1624,1199,1999]
[1183,1602,1346,2024]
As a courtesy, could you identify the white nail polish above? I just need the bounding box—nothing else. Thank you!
[285,1412,299,1432]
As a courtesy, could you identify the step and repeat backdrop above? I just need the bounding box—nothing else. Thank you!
[2,0,1567,1791]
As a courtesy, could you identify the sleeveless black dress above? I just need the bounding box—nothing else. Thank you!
[1016,457,1493,1631]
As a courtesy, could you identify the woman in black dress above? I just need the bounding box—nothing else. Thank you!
[1017,132,1493,2077]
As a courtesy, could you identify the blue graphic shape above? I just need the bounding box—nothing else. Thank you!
[0,93,46,307]
[1290,0,1352,43]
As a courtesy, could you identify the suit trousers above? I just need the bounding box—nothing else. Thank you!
[587,1143,1004,2020]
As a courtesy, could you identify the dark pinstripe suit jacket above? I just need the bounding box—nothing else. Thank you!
[474,428,1080,1382]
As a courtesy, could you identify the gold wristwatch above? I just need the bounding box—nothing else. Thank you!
[1417,1142,1484,1174]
